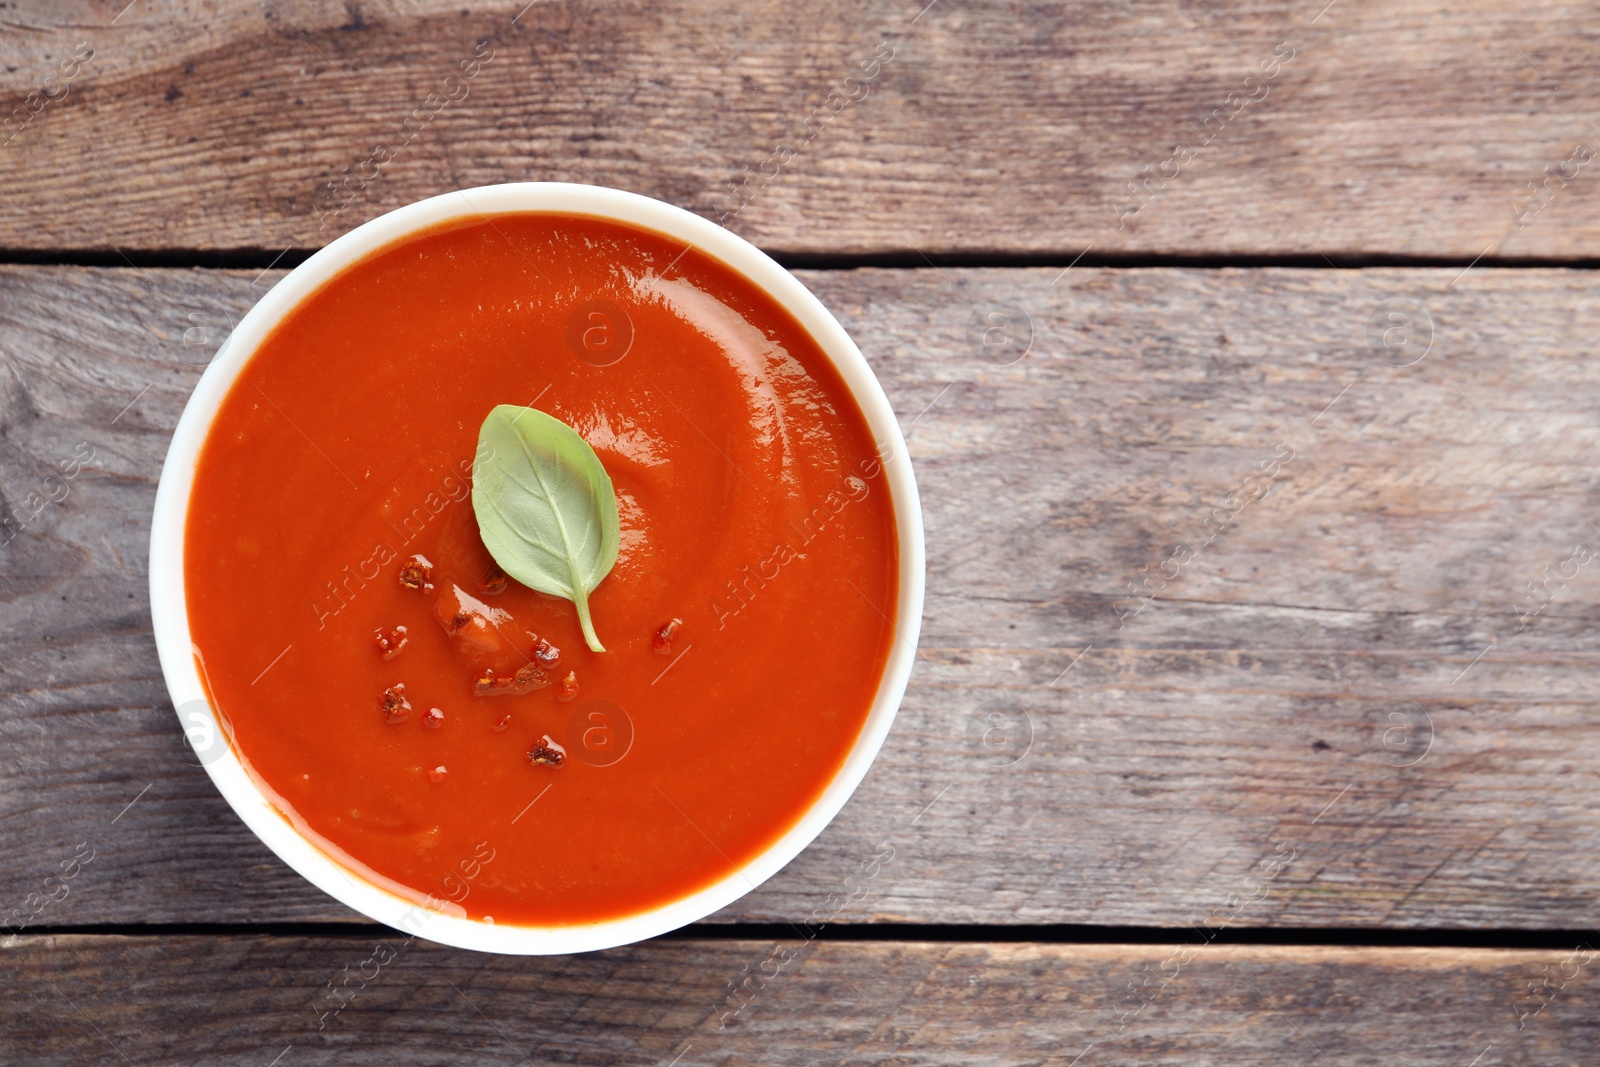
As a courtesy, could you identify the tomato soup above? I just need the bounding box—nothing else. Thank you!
[184,213,898,927]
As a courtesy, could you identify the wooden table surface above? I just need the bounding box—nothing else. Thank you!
[5,1,1600,1063]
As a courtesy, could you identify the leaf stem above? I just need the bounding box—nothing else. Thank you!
[573,591,605,653]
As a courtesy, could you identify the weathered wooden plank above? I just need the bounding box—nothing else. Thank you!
[2,1,1600,257]
[4,935,1596,1064]
[4,265,1600,930]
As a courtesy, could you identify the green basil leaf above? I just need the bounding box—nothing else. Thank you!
[471,404,620,652]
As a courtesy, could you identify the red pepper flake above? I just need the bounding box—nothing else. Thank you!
[398,554,434,591]
[652,618,683,655]
[530,635,560,668]
[422,707,444,729]
[472,663,549,697]
[478,565,508,596]
[428,765,447,783]
[493,714,512,733]
[381,684,411,724]
[435,583,514,655]
[528,735,566,767]
[373,625,409,660]
[556,670,579,703]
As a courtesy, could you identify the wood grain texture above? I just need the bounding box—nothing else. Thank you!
[3,265,1600,930]
[5,935,1598,1064]
[2,1,1600,257]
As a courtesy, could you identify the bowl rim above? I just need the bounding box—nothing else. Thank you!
[148,182,926,954]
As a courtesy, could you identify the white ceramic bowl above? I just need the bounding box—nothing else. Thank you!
[148,183,925,954]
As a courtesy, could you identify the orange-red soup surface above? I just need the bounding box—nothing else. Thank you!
[184,213,898,926]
